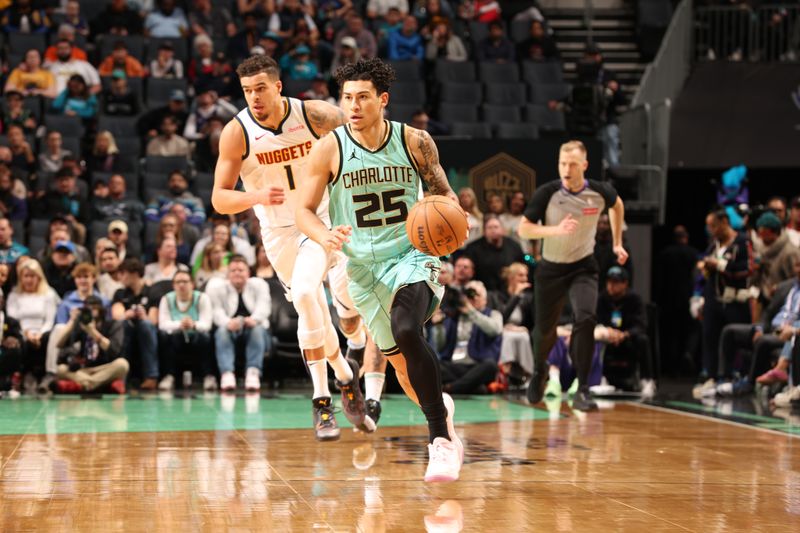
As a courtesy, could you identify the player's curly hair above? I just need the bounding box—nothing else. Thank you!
[236,55,280,80]
[333,58,396,95]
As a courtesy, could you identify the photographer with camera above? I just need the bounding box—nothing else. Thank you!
[157,269,215,391]
[111,258,160,391]
[54,295,127,394]
[40,262,108,393]
[429,280,503,395]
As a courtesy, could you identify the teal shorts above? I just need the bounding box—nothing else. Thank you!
[347,248,443,355]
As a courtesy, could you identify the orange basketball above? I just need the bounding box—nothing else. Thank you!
[406,195,469,257]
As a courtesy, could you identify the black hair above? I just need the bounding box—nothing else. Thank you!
[333,58,396,95]
[118,257,145,277]
[236,54,280,80]
[709,207,730,224]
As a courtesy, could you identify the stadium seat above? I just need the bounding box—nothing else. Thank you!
[194,172,214,191]
[28,218,50,239]
[439,103,479,124]
[467,21,490,45]
[481,104,522,124]
[144,155,190,174]
[143,171,169,192]
[44,115,84,137]
[495,123,540,139]
[440,82,483,105]
[528,82,571,104]
[115,154,140,174]
[115,136,142,156]
[61,136,81,158]
[388,104,417,124]
[101,76,144,98]
[390,82,426,105]
[478,62,520,83]
[28,235,46,255]
[511,20,533,43]
[522,61,564,84]
[146,38,189,63]
[146,78,188,108]
[98,116,139,138]
[435,61,476,83]
[451,122,492,139]
[145,220,160,244]
[388,60,422,81]
[89,220,111,245]
[98,34,146,63]
[10,220,26,244]
[8,33,46,54]
[282,79,312,97]
[525,104,567,131]
[484,83,527,105]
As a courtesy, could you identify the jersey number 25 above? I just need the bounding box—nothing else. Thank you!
[353,189,408,228]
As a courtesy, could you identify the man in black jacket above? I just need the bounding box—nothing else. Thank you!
[464,214,524,293]
[597,266,655,396]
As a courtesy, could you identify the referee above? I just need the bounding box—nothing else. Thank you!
[518,141,628,411]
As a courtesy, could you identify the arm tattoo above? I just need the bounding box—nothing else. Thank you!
[307,102,346,136]
[414,129,452,196]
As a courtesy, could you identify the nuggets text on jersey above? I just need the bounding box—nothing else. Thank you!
[254,140,314,165]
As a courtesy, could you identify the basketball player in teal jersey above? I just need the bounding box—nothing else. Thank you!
[297,58,465,482]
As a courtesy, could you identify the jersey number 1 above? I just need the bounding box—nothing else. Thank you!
[284,165,295,190]
[353,189,408,228]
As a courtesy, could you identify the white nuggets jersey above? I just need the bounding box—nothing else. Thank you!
[235,97,330,229]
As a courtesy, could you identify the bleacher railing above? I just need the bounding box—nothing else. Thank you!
[695,4,800,62]
[619,0,693,224]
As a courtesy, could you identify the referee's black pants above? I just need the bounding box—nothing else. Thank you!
[532,256,599,388]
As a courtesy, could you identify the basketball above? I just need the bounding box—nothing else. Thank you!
[406,195,468,257]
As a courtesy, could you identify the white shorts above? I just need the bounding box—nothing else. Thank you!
[261,225,358,319]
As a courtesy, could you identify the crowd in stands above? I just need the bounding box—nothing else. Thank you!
[4,1,793,409]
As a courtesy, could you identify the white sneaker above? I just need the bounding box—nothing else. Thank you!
[441,393,464,462]
[245,367,261,391]
[589,377,615,395]
[220,371,236,392]
[424,437,461,482]
[158,375,175,391]
[773,385,800,407]
[203,375,218,392]
[692,379,716,399]
[640,379,656,399]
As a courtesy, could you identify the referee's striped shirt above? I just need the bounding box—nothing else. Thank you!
[524,180,618,264]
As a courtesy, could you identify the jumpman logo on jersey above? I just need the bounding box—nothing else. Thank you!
[348,150,359,161]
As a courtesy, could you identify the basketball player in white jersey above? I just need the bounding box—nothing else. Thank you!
[212,55,372,440]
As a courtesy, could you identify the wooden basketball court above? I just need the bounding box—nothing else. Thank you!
[1,394,798,532]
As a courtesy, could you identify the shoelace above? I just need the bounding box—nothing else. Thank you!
[428,441,454,465]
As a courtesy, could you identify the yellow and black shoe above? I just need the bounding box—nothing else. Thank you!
[337,358,376,433]
[312,397,341,441]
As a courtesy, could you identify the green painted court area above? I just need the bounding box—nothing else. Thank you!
[0,394,553,436]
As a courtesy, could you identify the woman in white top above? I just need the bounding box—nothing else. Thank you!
[144,235,184,284]
[6,259,61,372]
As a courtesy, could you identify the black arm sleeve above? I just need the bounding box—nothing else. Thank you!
[523,181,559,223]
[587,180,618,210]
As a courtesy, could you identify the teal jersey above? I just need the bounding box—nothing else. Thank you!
[328,120,421,264]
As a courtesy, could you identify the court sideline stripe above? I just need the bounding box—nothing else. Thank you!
[630,401,800,440]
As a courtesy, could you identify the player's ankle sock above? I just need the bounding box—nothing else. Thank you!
[327,351,354,383]
[307,358,331,398]
[365,372,385,401]
[421,400,450,443]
